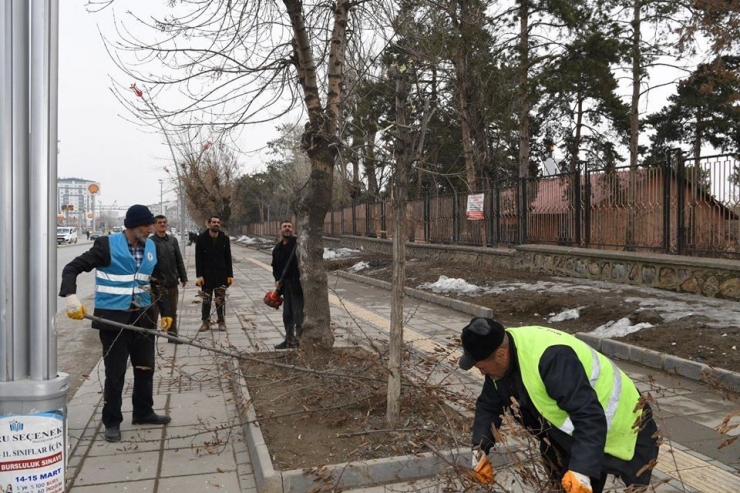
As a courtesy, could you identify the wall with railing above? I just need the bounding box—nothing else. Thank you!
[243,153,740,261]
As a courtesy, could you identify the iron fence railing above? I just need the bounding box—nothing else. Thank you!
[242,153,740,260]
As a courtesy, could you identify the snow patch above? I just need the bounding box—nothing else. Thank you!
[591,317,653,338]
[323,247,362,260]
[349,261,370,272]
[548,307,585,323]
[418,276,481,294]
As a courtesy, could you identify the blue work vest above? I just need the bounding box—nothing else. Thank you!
[94,233,158,310]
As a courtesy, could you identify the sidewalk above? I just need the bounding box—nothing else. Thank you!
[63,243,740,492]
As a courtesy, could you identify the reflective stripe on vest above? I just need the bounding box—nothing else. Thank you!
[507,326,641,461]
[94,233,157,310]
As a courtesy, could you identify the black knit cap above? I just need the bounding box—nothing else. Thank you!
[459,317,506,370]
[124,204,155,229]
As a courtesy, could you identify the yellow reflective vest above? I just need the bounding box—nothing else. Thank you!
[507,326,641,461]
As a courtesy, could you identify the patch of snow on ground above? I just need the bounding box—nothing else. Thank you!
[418,276,481,294]
[349,261,369,272]
[591,317,653,338]
[548,307,584,323]
[235,235,263,244]
[323,247,362,260]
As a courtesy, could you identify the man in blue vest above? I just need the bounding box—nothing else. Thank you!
[60,204,174,443]
[459,317,659,493]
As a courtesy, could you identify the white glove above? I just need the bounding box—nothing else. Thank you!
[471,448,484,468]
[65,294,87,320]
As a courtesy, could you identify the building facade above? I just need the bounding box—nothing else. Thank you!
[57,177,99,228]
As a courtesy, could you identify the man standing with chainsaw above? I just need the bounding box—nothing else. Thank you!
[59,204,173,443]
[459,317,659,492]
[271,220,303,349]
[195,215,233,332]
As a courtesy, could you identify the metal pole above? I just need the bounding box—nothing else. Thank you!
[1,2,69,490]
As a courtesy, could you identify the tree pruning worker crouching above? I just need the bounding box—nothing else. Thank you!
[459,317,659,492]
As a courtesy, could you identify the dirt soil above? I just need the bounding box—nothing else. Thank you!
[240,347,470,473]
[326,254,740,373]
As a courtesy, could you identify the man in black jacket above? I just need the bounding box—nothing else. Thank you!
[271,220,303,349]
[151,215,188,342]
[195,215,233,332]
[460,318,658,493]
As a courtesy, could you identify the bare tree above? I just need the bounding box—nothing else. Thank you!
[98,0,366,352]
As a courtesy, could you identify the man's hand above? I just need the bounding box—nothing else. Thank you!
[227,277,233,286]
[561,471,592,493]
[160,317,173,332]
[469,448,494,484]
[181,281,188,288]
[65,294,87,320]
[195,277,204,287]
[275,281,282,289]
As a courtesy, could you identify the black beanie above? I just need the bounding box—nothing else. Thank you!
[124,204,155,229]
[459,317,506,370]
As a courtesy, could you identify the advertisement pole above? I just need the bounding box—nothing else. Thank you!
[0,2,69,493]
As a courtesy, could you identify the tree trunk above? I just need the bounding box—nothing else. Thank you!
[284,0,350,352]
[626,0,641,249]
[387,66,410,428]
[518,0,530,245]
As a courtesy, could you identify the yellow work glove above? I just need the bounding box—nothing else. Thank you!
[562,471,592,493]
[227,277,233,286]
[195,277,204,287]
[65,294,87,320]
[469,449,494,484]
[160,317,173,332]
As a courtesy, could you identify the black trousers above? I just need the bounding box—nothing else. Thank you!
[282,283,304,339]
[98,308,157,427]
[201,285,226,323]
[540,404,659,492]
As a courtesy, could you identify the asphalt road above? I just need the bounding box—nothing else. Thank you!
[55,239,103,398]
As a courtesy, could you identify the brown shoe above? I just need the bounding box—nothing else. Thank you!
[199,321,210,332]
[217,322,227,332]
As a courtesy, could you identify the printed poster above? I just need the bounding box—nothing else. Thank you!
[466,193,485,220]
[0,411,65,493]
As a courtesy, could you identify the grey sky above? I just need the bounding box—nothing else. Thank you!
[57,0,276,211]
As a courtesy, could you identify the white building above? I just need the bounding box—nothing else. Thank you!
[57,177,99,228]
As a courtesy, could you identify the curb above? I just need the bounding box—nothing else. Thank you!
[334,270,493,319]
[334,270,740,392]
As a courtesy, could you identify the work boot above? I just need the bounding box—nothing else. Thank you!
[199,320,210,332]
[274,339,288,350]
[104,425,121,442]
[287,337,300,349]
[132,413,172,425]
[217,322,227,331]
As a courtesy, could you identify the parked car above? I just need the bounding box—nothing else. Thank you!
[90,230,104,240]
[57,227,78,245]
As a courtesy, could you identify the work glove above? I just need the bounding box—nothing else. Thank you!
[561,471,592,493]
[160,317,173,332]
[227,277,233,286]
[65,294,87,320]
[195,277,204,287]
[469,448,494,484]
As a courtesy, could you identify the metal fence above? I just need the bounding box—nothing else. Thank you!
[243,153,740,260]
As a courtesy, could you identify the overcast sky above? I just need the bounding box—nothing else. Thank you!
[57,0,278,211]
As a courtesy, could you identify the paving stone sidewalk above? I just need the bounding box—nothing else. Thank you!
[63,243,740,492]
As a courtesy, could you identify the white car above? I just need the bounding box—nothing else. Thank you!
[57,227,78,245]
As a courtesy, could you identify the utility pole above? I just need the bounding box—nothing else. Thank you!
[159,178,164,216]
[1,2,69,491]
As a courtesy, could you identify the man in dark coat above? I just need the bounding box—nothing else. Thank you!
[59,204,173,443]
[195,215,233,331]
[151,215,188,342]
[460,318,659,493]
[271,219,303,349]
